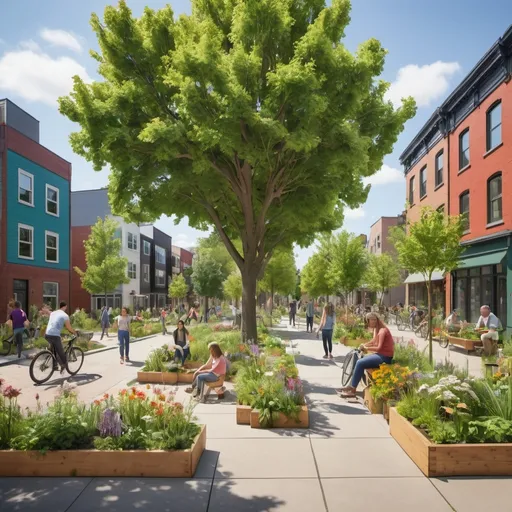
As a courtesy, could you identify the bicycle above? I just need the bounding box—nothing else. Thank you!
[0,327,35,356]
[340,347,366,387]
[29,334,84,385]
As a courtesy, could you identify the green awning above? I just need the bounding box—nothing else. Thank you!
[458,250,508,269]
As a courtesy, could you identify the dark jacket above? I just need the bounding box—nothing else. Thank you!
[173,328,189,347]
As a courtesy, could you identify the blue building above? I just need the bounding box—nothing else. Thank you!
[0,99,71,317]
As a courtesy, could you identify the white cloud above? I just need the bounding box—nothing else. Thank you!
[20,40,41,52]
[40,29,82,53]
[363,165,404,187]
[344,207,365,219]
[386,61,461,108]
[0,48,91,106]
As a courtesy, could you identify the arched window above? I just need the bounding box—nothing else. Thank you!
[459,191,470,231]
[487,173,502,224]
[486,101,502,151]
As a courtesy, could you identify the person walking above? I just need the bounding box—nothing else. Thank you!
[317,303,335,359]
[7,301,29,359]
[100,306,110,340]
[160,308,168,335]
[289,300,297,327]
[114,307,132,364]
[476,305,501,356]
[305,300,315,333]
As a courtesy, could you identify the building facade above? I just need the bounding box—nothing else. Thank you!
[71,188,142,312]
[0,99,71,318]
[400,25,512,327]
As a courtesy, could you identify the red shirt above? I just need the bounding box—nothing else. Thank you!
[377,327,394,358]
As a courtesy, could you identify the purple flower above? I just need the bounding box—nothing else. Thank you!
[249,344,260,356]
[98,408,122,437]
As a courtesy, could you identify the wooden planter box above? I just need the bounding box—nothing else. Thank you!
[236,404,252,425]
[250,405,309,429]
[390,408,512,477]
[177,371,195,384]
[363,386,383,414]
[137,371,178,384]
[447,335,482,353]
[0,425,206,478]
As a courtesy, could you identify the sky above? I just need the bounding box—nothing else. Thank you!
[1,0,511,267]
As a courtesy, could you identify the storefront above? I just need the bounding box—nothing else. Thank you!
[404,272,445,311]
[453,243,509,326]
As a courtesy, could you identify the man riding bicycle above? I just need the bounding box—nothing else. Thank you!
[45,301,77,374]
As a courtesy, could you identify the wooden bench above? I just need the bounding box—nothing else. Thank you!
[202,375,226,401]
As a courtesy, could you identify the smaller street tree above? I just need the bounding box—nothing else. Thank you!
[301,252,335,301]
[75,217,129,307]
[365,253,402,305]
[223,271,243,307]
[389,207,465,364]
[191,252,224,322]
[168,274,188,307]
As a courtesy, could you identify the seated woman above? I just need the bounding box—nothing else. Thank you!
[172,320,190,365]
[339,312,394,398]
[185,342,227,400]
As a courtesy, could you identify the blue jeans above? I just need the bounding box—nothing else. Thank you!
[175,346,190,365]
[118,330,130,358]
[193,372,219,396]
[351,353,393,388]
[322,329,333,355]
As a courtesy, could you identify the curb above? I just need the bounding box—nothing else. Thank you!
[0,334,157,367]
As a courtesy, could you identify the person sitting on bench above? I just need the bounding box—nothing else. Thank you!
[172,320,190,365]
[339,312,394,398]
[476,305,502,356]
[445,309,462,333]
[185,342,226,399]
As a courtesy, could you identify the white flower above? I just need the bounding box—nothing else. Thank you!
[418,384,430,395]
[437,390,457,402]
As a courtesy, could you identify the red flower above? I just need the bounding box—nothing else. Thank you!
[2,385,21,399]
[103,393,109,399]
[131,386,137,394]
[120,389,128,396]
[35,393,40,401]
[94,399,100,406]
[155,406,164,416]
[136,391,146,400]
[150,401,158,408]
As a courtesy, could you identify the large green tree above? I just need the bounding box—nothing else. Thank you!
[191,252,225,322]
[75,217,129,306]
[59,0,415,341]
[258,249,297,324]
[390,207,465,364]
[365,253,402,305]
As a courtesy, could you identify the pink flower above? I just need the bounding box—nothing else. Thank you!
[3,385,21,399]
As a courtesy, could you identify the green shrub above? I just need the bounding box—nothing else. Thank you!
[392,343,433,372]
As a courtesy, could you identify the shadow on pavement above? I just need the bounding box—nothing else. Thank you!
[40,373,102,390]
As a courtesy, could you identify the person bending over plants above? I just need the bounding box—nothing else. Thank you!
[185,342,226,401]
[338,312,394,398]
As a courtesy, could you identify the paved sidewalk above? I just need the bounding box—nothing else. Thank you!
[1,321,510,511]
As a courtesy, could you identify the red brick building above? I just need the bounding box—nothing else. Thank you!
[400,25,512,327]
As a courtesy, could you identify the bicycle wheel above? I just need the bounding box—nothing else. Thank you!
[0,337,13,356]
[419,323,428,339]
[439,336,449,349]
[66,346,84,375]
[29,350,56,384]
[341,350,359,387]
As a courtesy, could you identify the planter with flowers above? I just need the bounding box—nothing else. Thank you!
[0,380,205,477]
[447,326,483,353]
[138,346,198,384]
[391,374,512,477]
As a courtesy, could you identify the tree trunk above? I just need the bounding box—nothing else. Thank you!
[426,281,433,365]
[241,268,258,343]
[204,296,209,323]
[270,284,274,327]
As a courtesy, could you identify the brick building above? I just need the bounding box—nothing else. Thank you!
[0,99,71,319]
[400,25,512,327]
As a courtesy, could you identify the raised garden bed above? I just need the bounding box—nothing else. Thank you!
[137,371,178,384]
[447,335,482,353]
[236,404,252,425]
[0,425,206,478]
[389,407,512,477]
[363,385,383,414]
[250,405,309,429]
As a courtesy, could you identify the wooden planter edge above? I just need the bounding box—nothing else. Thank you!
[389,407,512,477]
[249,405,309,429]
[0,425,206,478]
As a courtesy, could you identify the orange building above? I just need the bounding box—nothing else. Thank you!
[400,25,512,328]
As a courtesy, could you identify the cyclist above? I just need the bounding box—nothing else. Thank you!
[45,301,77,373]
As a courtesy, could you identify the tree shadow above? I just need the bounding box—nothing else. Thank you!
[294,354,334,367]
[40,373,102,390]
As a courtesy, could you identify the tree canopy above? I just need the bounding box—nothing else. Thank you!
[74,217,129,300]
[365,253,402,304]
[168,273,188,301]
[223,271,243,302]
[300,252,335,298]
[258,249,297,298]
[59,0,415,340]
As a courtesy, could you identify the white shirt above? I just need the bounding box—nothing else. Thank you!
[475,313,501,331]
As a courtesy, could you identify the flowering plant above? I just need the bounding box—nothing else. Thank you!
[370,364,415,401]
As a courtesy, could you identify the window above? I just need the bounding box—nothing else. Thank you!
[43,282,58,310]
[127,262,137,279]
[18,169,34,206]
[127,232,138,250]
[155,245,166,264]
[459,129,470,169]
[420,166,427,198]
[460,191,470,232]
[45,184,59,216]
[143,240,151,256]
[155,269,165,287]
[437,204,445,214]
[18,224,34,259]
[486,101,502,151]
[409,176,415,205]
[45,231,59,263]
[435,151,444,187]
[488,173,502,224]
[377,235,381,249]
[143,264,150,282]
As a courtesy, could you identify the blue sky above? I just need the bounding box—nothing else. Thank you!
[1,0,511,267]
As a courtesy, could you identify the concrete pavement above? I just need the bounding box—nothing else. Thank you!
[1,321,511,511]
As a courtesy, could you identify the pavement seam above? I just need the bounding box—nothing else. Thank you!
[205,451,220,512]
[63,477,94,512]
[427,479,457,511]
[308,435,330,512]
